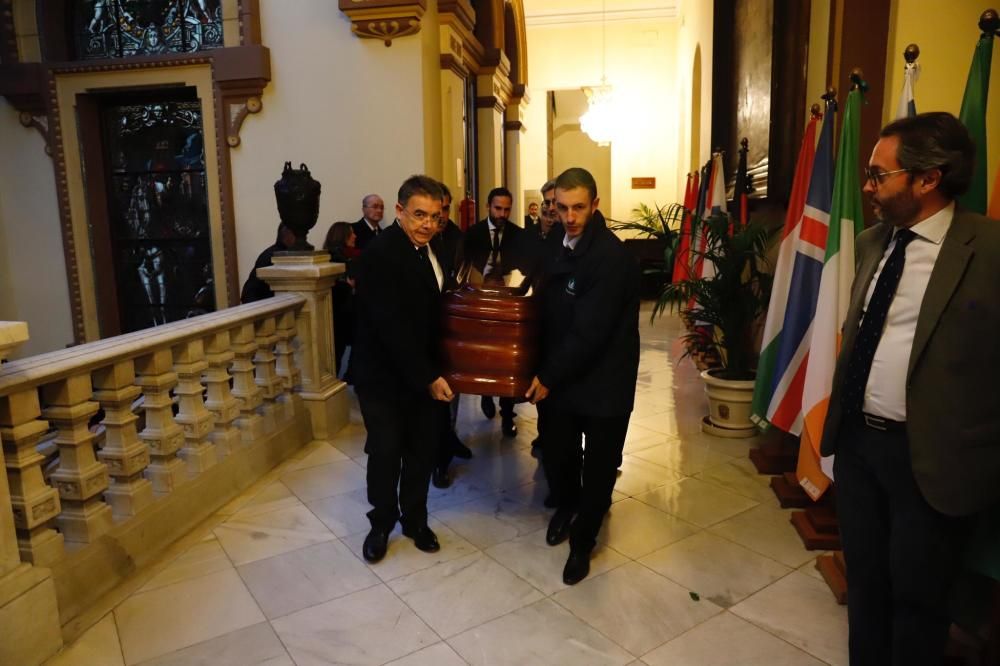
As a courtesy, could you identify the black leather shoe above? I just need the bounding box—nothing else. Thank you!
[402,525,441,553]
[546,509,574,546]
[481,396,496,419]
[432,465,452,489]
[362,526,391,563]
[502,417,517,438]
[451,434,473,459]
[562,549,592,585]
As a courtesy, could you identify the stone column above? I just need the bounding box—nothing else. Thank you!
[258,254,348,441]
[136,349,186,493]
[203,331,241,459]
[0,386,64,565]
[230,322,263,444]
[171,339,217,476]
[92,361,154,518]
[42,374,113,544]
[253,316,282,433]
[273,310,300,424]
[476,60,512,205]
[504,97,527,215]
[0,322,64,666]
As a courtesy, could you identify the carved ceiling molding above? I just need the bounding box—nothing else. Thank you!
[475,55,512,112]
[439,0,487,79]
[339,0,427,47]
[17,109,49,153]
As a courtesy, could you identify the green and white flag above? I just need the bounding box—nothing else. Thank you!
[957,29,995,214]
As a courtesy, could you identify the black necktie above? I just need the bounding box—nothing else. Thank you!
[416,245,438,289]
[487,227,501,273]
[841,228,917,414]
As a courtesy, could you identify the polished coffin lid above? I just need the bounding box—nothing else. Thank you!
[441,284,540,398]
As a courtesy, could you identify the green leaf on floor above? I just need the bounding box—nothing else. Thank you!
[689,591,700,601]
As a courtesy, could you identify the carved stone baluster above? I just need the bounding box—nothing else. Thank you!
[41,374,113,544]
[253,316,282,432]
[172,339,216,476]
[230,323,263,444]
[92,361,153,518]
[274,309,300,423]
[0,389,64,565]
[136,349,186,493]
[203,331,241,459]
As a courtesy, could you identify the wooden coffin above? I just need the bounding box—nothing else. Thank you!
[441,285,540,398]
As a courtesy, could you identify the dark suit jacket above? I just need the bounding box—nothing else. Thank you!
[352,223,450,396]
[463,218,542,277]
[352,218,381,251]
[524,214,541,232]
[438,221,464,278]
[537,211,640,417]
[240,242,283,303]
[821,207,1000,516]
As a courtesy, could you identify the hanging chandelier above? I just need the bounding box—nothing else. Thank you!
[580,82,614,146]
[580,0,613,146]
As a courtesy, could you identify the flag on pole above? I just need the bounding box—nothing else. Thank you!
[688,158,714,283]
[672,171,699,283]
[751,104,834,432]
[731,139,752,226]
[694,152,728,281]
[798,85,866,500]
[957,27,996,214]
[896,61,919,118]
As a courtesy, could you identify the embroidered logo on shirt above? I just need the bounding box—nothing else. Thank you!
[566,278,576,296]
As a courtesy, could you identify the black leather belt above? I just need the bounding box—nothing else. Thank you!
[859,412,906,433]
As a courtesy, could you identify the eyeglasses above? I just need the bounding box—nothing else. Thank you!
[864,167,911,188]
[401,208,442,224]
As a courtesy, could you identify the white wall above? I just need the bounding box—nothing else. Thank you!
[676,0,714,188]
[0,97,74,358]
[521,18,683,223]
[231,0,441,284]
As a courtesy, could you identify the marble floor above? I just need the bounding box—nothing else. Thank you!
[46,309,848,666]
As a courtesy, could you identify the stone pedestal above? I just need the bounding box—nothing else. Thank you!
[0,322,63,665]
[258,253,348,442]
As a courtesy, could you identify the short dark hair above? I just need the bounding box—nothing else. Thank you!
[323,221,354,252]
[398,175,444,207]
[879,112,975,199]
[555,167,597,202]
[487,187,513,205]
[540,180,556,195]
[439,182,452,201]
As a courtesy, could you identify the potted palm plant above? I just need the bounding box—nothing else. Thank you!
[608,202,683,296]
[657,211,774,437]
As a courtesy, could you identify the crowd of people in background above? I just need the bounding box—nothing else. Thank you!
[240,168,641,586]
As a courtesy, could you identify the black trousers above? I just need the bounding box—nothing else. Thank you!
[435,397,458,470]
[834,420,971,666]
[483,395,516,418]
[543,406,630,551]
[359,389,437,530]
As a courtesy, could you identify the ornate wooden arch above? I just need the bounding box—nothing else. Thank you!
[503,0,528,96]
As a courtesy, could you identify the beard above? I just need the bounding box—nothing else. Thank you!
[871,186,921,227]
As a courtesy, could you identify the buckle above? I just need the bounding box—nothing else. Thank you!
[863,413,888,431]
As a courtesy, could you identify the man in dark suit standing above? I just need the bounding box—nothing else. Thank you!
[463,186,541,437]
[820,112,1000,665]
[352,193,385,251]
[526,167,640,586]
[352,175,455,563]
[431,182,472,489]
[524,201,541,232]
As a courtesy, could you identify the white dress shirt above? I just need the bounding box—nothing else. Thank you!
[563,233,581,251]
[863,202,954,420]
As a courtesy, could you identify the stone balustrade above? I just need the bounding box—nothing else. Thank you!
[0,252,348,665]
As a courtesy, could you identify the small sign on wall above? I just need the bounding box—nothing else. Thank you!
[631,177,656,189]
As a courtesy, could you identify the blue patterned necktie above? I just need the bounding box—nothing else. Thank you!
[841,228,917,414]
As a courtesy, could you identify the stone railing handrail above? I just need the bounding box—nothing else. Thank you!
[0,294,305,398]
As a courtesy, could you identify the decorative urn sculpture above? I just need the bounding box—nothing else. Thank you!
[274,162,321,250]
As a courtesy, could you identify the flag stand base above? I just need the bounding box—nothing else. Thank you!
[748,429,798,474]
[771,472,811,508]
[816,551,847,604]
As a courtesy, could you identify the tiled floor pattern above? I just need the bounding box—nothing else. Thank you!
[46,309,847,666]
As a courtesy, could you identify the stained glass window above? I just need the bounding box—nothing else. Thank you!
[102,97,215,332]
[74,0,224,60]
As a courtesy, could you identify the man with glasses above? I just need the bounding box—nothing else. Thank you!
[352,175,455,563]
[352,193,385,251]
[820,112,1000,665]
